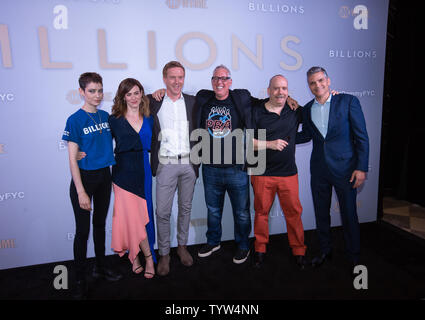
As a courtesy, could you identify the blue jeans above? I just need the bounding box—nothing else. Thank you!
[202,165,251,250]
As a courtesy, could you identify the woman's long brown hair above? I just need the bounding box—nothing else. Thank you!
[111,78,150,118]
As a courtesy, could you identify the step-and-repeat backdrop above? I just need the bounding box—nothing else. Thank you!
[0,0,388,269]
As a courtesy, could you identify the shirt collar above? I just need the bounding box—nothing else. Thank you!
[164,92,184,102]
[314,93,332,106]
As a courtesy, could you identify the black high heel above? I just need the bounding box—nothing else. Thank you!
[144,254,155,279]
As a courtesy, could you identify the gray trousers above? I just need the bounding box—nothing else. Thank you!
[155,162,196,256]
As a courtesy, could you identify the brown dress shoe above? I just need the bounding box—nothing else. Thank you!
[157,254,170,276]
[177,245,193,267]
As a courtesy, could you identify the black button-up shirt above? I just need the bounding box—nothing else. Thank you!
[252,100,302,177]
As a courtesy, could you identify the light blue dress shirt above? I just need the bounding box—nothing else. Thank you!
[311,94,332,138]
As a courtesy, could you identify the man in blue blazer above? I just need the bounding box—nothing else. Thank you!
[296,66,369,270]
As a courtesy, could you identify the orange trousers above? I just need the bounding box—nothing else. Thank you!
[251,174,306,256]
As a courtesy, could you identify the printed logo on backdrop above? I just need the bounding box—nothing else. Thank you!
[248,2,304,14]
[329,49,377,59]
[67,229,112,241]
[166,0,208,9]
[53,5,68,30]
[190,218,207,227]
[59,139,67,151]
[0,239,16,249]
[339,89,376,98]
[339,5,368,30]
[0,144,5,154]
[0,192,24,202]
[0,93,14,102]
[270,210,284,219]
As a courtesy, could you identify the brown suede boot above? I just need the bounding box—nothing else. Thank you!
[157,254,170,276]
[177,245,193,267]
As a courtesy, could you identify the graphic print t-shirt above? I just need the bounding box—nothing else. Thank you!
[200,96,243,167]
[62,108,115,170]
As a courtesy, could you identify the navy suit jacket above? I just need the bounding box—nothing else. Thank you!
[296,94,369,179]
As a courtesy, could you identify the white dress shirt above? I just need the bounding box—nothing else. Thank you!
[157,93,190,157]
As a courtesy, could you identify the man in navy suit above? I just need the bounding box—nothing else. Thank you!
[296,66,369,270]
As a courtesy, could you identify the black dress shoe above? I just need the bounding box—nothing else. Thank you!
[72,279,88,300]
[311,252,332,268]
[92,265,123,282]
[253,252,265,268]
[295,255,308,270]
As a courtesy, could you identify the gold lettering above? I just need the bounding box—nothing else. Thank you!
[175,32,216,70]
[38,26,72,69]
[232,34,263,70]
[97,29,127,69]
[280,35,302,71]
[0,24,13,68]
[148,31,156,69]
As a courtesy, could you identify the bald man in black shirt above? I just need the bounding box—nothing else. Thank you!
[251,75,307,269]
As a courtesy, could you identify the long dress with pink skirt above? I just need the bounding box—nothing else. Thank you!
[109,115,156,264]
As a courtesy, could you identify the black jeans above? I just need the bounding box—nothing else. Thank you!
[70,167,112,280]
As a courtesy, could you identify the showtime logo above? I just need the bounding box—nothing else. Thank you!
[166,0,207,9]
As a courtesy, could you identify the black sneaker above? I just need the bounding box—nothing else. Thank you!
[198,244,221,257]
[233,248,250,264]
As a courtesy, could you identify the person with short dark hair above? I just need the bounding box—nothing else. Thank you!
[296,66,369,272]
[62,72,122,299]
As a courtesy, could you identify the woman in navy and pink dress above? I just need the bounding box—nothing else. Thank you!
[109,78,156,278]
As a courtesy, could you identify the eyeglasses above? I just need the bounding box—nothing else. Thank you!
[211,76,231,82]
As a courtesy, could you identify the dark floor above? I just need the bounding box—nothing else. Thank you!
[0,220,424,304]
[382,197,425,240]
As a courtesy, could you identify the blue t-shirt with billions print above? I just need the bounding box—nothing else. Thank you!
[62,108,115,170]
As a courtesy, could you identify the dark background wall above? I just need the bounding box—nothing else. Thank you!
[380,0,423,212]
